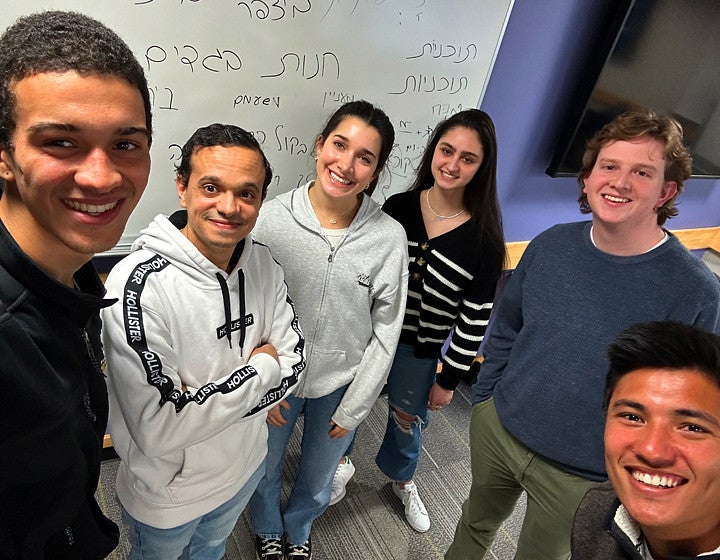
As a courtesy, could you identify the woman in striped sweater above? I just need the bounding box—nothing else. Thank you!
[333,109,506,533]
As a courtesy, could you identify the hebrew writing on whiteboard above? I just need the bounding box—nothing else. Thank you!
[2,0,514,252]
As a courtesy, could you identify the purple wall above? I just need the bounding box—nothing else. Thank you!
[481,1,720,242]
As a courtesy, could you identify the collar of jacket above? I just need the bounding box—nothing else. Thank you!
[608,501,720,560]
[0,217,115,322]
[282,181,380,235]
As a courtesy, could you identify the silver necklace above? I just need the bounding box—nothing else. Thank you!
[312,199,358,224]
[315,208,351,224]
[425,187,466,221]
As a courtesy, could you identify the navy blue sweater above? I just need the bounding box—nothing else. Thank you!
[474,221,720,479]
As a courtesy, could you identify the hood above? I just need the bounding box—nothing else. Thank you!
[132,211,253,282]
[132,211,251,350]
[275,181,383,236]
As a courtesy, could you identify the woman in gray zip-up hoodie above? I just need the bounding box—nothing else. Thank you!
[248,101,408,559]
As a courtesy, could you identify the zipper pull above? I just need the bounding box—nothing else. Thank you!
[81,328,99,422]
[82,328,102,375]
[65,526,74,547]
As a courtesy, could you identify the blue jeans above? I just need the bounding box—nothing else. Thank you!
[248,386,354,545]
[375,343,438,482]
[122,460,265,560]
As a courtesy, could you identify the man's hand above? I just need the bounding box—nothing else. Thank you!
[267,400,290,427]
[251,343,279,362]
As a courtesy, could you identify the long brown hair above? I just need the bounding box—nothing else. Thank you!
[411,109,506,269]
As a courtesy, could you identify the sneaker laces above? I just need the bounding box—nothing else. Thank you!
[405,484,427,516]
[287,542,311,558]
[260,539,283,555]
[332,467,343,486]
[332,458,353,488]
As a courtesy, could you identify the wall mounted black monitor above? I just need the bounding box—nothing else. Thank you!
[546,0,720,178]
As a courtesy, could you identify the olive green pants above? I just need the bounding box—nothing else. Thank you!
[445,398,596,560]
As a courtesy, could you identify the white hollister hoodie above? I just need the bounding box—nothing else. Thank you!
[102,211,305,529]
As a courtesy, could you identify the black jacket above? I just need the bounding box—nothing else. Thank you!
[572,482,720,560]
[0,219,119,559]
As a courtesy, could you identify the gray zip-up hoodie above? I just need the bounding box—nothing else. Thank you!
[252,182,408,430]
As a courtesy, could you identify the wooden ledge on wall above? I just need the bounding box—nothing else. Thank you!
[99,227,719,275]
[504,226,720,270]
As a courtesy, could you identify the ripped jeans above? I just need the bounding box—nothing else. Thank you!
[375,343,439,482]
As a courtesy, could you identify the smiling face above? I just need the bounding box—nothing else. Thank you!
[431,125,484,194]
[582,137,676,233]
[314,116,382,200]
[177,144,265,271]
[605,367,720,555]
[0,71,151,282]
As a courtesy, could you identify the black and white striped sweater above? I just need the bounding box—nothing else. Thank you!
[382,190,503,390]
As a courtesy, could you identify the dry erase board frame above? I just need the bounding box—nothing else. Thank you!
[3,0,514,254]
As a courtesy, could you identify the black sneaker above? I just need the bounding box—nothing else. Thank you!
[286,538,312,559]
[255,535,284,560]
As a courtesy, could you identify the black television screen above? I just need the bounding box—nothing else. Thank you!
[546,0,720,178]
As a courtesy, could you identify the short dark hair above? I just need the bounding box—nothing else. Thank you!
[316,100,395,195]
[175,124,273,198]
[577,111,692,226]
[604,321,720,409]
[0,11,152,151]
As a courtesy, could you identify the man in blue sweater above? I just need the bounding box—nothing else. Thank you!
[445,111,720,560]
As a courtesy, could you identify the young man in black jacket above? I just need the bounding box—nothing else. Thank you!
[572,322,720,560]
[0,11,152,559]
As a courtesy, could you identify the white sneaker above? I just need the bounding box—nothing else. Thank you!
[392,481,430,532]
[329,457,355,505]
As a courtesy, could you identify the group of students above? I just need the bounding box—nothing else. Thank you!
[0,9,504,560]
[101,93,500,558]
[2,9,720,560]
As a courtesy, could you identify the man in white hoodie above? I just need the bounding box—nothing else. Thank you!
[102,123,305,560]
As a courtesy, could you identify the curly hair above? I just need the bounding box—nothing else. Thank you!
[576,111,692,226]
[0,11,152,150]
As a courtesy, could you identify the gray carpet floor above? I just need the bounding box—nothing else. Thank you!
[98,380,526,559]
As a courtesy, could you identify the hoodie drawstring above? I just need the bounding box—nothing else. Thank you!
[237,269,246,350]
[216,272,233,349]
[215,270,246,351]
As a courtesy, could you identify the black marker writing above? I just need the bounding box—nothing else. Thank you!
[322,91,356,108]
[407,41,478,63]
[274,124,309,155]
[233,95,281,109]
[389,74,468,95]
[261,52,340,80]
[145,44,242,74]
[237,0,312,20]
[148,86,179,111]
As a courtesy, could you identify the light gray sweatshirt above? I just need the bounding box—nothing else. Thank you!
[253,182,409,430]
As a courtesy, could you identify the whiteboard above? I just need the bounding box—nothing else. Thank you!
[3,0,514,253]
